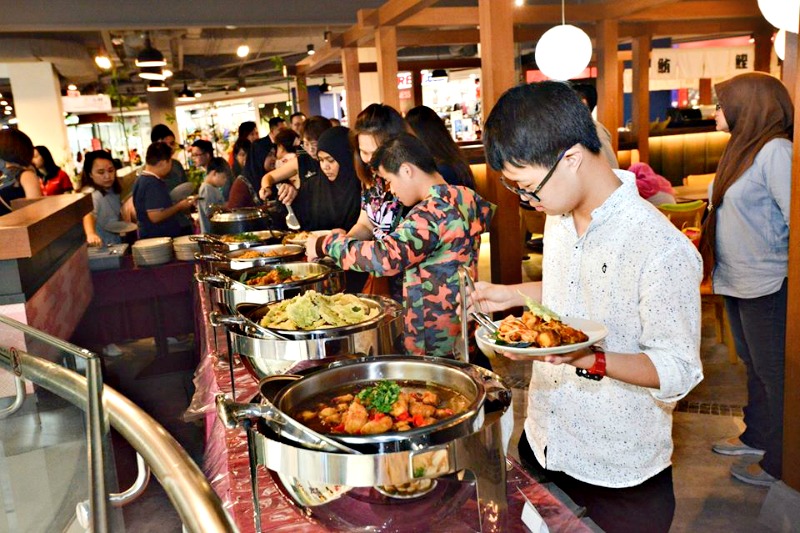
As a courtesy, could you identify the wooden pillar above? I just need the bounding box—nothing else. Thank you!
[632,34,651,163]
[596,19,620,154]
[341,46,362,122]
[295,74,311,117]
[411,68,423,107]
[753,28,773,73]
[375,26,400,109]
[784,18,800,494]
[479,0,521,286]
[698,79,712,105]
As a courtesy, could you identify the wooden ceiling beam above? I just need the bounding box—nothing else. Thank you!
[622,1,762,22]
[400,7,478,27]
[514,4,604,24]
[621,17,768,37]
[397,29,480,46]
[363,0,441,28]
[602,0,682,20]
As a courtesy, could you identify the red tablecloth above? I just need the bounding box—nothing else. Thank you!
[189,280,591,533]
[72,257,196,355]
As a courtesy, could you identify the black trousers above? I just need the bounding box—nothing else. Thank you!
[518,432,675,533]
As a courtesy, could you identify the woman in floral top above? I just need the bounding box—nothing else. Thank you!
[309,133,495,357]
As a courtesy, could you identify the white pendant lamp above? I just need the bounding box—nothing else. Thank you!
[775,29,786,61]
[535,0,592,80]
[758,0,799,34]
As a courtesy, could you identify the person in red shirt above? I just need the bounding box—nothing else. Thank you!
[33,145,73,195]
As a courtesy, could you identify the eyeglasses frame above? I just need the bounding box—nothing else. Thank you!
[500,149,567,203]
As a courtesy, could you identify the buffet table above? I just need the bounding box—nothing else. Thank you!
[189,276,591,532]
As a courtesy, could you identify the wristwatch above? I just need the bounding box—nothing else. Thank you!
[575,346,606,381]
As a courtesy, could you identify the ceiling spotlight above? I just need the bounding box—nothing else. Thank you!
[194,92,202,98]
[515,0,524,5]
[136,35,166,67]
[282,65,288,78]
[0,100,7,106]
[67,84,78,91]
[162,69,174,78]
[139,66,166,80]
[319,78,330,93]
[95,54,112,70]
[147,80,168,92]
[177,82,196,102]
[237,78,247,93]
[307,44,315,56]
[324,31,332,43]
[237,44,250,58]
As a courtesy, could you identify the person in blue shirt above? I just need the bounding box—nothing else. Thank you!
[133,142,195,239]
[701,72,793,488]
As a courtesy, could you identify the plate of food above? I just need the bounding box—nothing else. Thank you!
[474,298,607,357]
[284,229,331,245]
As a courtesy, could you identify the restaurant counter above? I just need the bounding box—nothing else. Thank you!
[0,194,93,397]
[189,276,592,532]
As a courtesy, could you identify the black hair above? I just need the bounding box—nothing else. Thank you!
[145,142,174,166]
[191,139,213,155]
[80,150,121,195]
[483,81,602,171]
[290,112,306,121]
[370,132,438,176]
[405,105,475,188]
[0,128,34,166]
[232,138,251,176]
[301,115,333,142]
[33,145,62,182]
[268,117,286,130]
[572,83,598,112]
[274,129,299,154]
[350,103,412,186]
[150,124,175,143]
[207,156,233,178]
[237,121,257,139]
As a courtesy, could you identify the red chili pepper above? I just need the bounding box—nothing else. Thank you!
[412,414,425,427]
[369,412,386,421]
[396,412,410,422]
[332,423,345,433]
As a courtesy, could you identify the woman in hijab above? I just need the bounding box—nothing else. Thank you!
[700,72,793,487]
[628,162,675,205]
[291,126,361,231]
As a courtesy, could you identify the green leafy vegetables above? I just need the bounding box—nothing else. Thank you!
[356,380,401,414]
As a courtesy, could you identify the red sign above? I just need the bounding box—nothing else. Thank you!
[397,72,413,90]
[399,90,412,100]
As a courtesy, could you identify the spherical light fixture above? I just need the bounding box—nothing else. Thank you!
[136,35,166,67]
[775,28,786,60]
[758,0,800,34]
[535,24,592,80]
[236,44,250,58]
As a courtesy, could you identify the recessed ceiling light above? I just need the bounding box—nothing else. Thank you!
[67,84,78,91]
[307,44,315,56]
[95,55,112,70]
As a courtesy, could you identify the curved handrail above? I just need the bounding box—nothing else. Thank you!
[1,349,237,533]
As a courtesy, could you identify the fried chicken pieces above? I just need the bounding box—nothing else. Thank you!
[496,311,588,348]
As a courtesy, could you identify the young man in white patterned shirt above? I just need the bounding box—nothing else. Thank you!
[473,81,703,533]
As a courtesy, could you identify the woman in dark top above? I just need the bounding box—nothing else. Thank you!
[33,145,74,195]
[406,105,475,189]
[294,126,361,231]
[0,129,41,215]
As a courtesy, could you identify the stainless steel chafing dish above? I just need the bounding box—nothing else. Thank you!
[210,294,403,378]
[216,356,513,532]
[190,229,287,254]
[195,243,305,274]
[197,262,345,312]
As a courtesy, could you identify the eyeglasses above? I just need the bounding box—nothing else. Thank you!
[500,149,566,203]
[715,103,722,111]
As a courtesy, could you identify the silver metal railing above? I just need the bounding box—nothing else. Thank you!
[0,315,237,532]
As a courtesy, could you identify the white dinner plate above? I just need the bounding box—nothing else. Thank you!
[284,229,331,245]
[475,316,608,357]
[169,182,196,202]
[105,220,138,234]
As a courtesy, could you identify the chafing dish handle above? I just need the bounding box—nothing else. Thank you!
[208,312,247,328]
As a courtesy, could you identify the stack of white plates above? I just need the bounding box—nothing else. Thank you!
[173,235,201,261]
[132,237,173,267]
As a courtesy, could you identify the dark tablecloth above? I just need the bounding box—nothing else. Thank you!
[72,256,196,350]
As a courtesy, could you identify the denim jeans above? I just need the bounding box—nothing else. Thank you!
[724,278,787,479]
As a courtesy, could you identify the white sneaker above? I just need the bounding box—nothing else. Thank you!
[102,343,123,357]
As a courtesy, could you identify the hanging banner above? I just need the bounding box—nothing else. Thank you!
[649,45,754,81]
[62,94,112,113]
